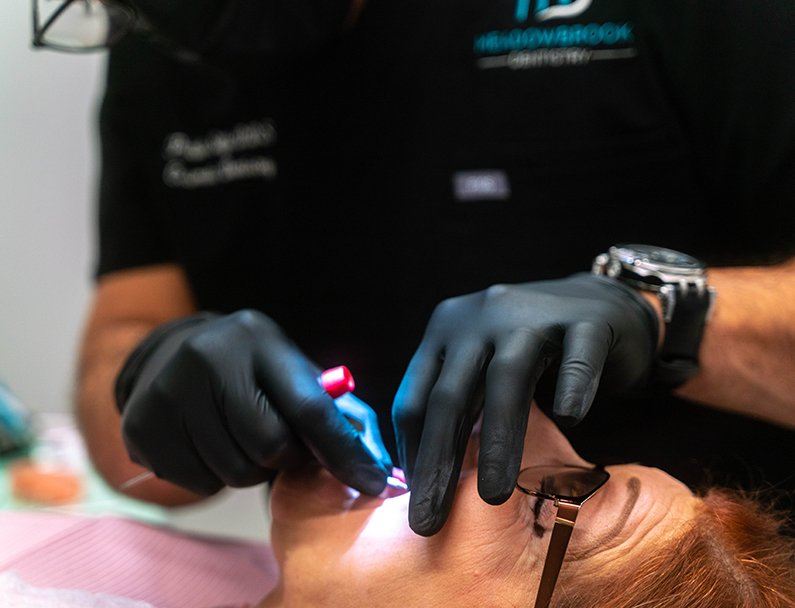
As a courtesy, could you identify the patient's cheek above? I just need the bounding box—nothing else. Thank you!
[268,469,542,607]
[441,473,540,566]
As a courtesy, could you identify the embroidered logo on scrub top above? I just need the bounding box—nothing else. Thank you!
[515,0,592,23]
[162,119,277,189]
[474,0,637,71]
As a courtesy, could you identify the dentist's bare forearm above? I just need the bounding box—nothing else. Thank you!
[75,265,202,505]
[676,259,795,428]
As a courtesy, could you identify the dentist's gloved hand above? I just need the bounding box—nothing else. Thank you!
[116,310,392,496]
[393,273,659,536]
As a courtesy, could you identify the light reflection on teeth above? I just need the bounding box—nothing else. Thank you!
[387,476,409,491]
[381,468,410,499]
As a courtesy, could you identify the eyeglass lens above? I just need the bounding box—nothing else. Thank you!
[36,0,134,50]
[517,465,609,501]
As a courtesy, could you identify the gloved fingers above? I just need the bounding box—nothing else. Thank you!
[552,321,611,427]
[478,330,547,505]
[151,452,223,496]
[299,393,390,496]
[256,342,389,496]
[121,397,223,496]
[226,386,309,472]
[408,341,490,536]
[392,345,443,485]
[336,393,394,471]
[187,397,276,488]
[188,421,275,488]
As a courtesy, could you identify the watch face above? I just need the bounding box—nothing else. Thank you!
[614,244,704,272]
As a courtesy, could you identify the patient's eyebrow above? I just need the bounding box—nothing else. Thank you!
[569,476,641,561]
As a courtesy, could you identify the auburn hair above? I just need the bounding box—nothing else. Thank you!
[556,489,795,608]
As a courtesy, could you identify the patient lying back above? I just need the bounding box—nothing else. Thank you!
[261,406,795,608]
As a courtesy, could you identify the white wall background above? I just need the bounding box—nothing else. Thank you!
[0,3,269,540]
[0,2,102,413]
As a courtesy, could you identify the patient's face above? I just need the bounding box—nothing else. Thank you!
[261,407,698,607]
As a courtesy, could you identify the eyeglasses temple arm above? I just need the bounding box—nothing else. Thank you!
[533,501,580,608]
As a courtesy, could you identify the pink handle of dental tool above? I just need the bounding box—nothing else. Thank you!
[318,365,356,399]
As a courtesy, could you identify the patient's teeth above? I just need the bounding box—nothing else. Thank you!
[386,476,408,491]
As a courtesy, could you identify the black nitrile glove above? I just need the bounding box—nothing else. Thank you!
[116,310,392,496]
[392,273,659,536]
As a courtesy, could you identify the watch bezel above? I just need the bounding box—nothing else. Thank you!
[610,245,706,282]
[593,245,716,324]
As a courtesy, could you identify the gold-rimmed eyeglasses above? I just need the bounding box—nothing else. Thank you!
[517,464,610,608]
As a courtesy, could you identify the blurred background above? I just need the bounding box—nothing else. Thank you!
[0,1,267,541]
[0,1,98,415]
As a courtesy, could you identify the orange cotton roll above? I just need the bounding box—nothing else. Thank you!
[10,460,83,505]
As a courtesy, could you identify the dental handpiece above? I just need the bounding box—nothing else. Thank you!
[118,366,407,492]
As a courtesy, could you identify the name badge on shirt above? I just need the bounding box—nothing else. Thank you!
[453,170,512,202]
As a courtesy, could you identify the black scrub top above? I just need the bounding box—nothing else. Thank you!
[97,0,795,514]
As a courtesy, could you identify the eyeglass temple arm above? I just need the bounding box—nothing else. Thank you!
[533,501,581,608]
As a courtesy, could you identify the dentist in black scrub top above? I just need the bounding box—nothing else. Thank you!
[38,0,794,535]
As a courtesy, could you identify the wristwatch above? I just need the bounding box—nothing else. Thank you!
[592,244,717,388]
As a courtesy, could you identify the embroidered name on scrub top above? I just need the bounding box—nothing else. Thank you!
[162,118,278,189]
